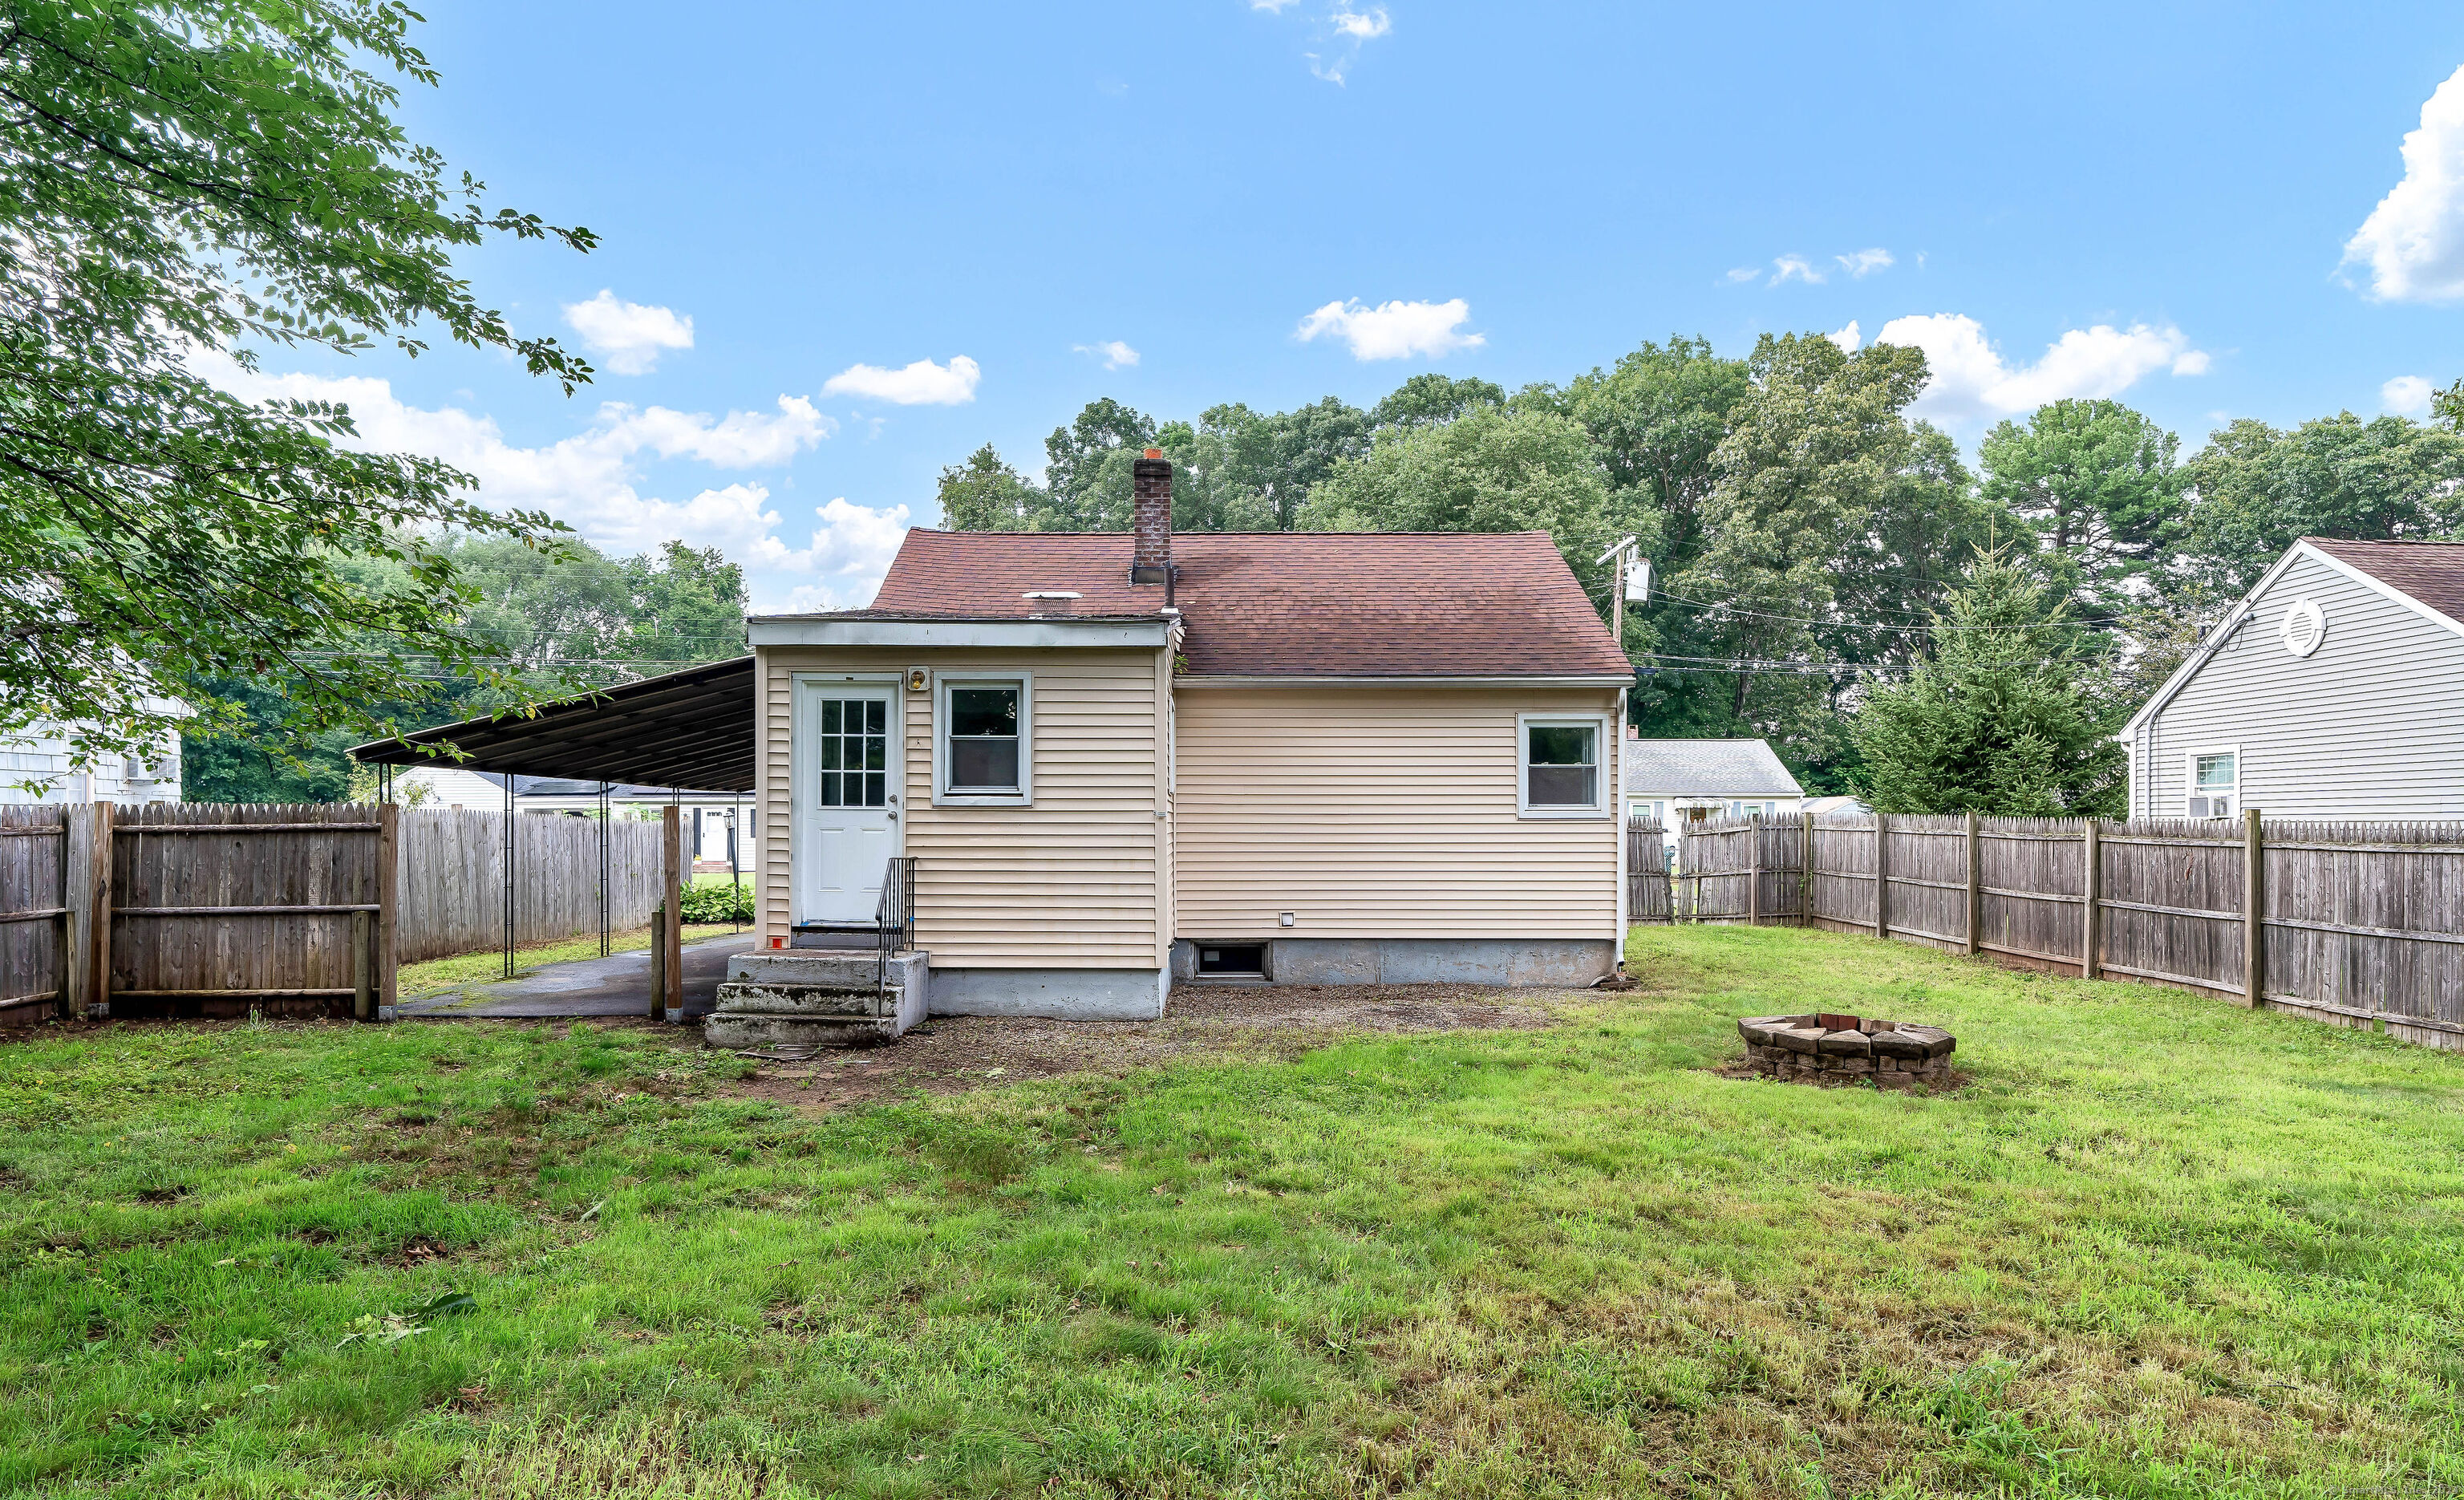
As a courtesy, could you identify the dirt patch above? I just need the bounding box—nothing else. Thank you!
[709,982,1570,1111]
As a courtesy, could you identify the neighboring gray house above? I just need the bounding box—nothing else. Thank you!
[1623,735,1805,863]
[2119,538,2464,821]
[0,715,184,806]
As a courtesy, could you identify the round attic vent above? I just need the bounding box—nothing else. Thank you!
[2281,596,2325,658]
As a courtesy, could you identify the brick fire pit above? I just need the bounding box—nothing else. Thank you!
[1737,1012,1955,1090]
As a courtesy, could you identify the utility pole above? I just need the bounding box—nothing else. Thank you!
[1595,536,1647,649]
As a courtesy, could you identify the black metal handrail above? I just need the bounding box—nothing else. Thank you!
[874,856,917,991]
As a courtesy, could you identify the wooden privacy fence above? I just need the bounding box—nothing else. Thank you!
[107,803,395,1020]
[395,807,666,963]
[0,805,78,1022]
[1626,815,1673,924]
[0,802,679,1024]
[1679,811,2464,1051]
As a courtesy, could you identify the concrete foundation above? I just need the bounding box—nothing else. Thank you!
[1170,937,1615,988]
[925,967,1169,1021]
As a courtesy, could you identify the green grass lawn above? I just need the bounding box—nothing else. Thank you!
[397,925,742,999]
[6,925,2464,1498]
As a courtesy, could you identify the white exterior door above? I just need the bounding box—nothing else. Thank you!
[794,682,899,926]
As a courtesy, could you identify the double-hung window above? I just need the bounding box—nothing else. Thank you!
[2186,748,2238,819]
[937,677,1031,805]
[1518,715,1609,817]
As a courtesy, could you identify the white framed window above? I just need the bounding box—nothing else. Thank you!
[934,675,1033,805]
[2185,745,2239,819]
[1518,714,1610,818]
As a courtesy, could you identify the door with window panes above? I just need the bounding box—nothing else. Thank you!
[796,685,897,925]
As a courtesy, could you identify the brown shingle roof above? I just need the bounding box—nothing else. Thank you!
[2304,539,2464,630]
[772,530,1631,678]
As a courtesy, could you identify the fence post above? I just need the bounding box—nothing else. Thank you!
[663,805,684,1021]
[63,805,91,1022]
[1747,815,1761,927]
[1800,811,1813,927]
[351,910,374,1021]
[375,804,399,1020]
[2081,819,2101,980]
[87,801,113,1018]
[1964,810,1981,955]
[649,902,667,1020]
[1874,813,1891,942]
[2243,808,2263,1009]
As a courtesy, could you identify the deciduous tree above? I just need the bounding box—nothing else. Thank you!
[2,0,594,772]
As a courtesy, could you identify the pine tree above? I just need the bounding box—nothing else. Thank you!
[1850,547,2125,816]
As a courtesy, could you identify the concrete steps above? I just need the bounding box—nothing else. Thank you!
[703,950,926,1049]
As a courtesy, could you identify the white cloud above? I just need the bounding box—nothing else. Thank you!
[188,351,900,609]
[1872,313,2209,423]
[1284,2,1390,83]
[820,355,981,406]
[1331,5,1390,38]
[561,290,694,375]
[2344,64,2464,302]
[1826,320,1862,354]
[1295,298,1483,360]
[1836,248,1895,278]
[1073,339,1140,371]
[2384,374,2436,416]
[1724,266,1761,284]
[1769,255,1825,286]
[775,498,914,612]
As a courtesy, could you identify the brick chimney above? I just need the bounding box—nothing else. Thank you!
[1131,448,1172,585]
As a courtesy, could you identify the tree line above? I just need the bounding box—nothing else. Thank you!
[938,340,2464,810]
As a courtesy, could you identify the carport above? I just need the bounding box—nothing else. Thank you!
[352,655,756,1017]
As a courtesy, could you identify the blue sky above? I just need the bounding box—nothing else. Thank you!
[228,1,2464,613]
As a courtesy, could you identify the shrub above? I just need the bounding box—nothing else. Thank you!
[676,882,754,924]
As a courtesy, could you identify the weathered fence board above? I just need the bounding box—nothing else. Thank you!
[1681,811,2464,1052]
[0,805,70,1024]
[394,808,665,963]
[108,803,385,1014]
[1626,816,1672,924]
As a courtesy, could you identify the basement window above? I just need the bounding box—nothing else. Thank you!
[1197,943,1266,977]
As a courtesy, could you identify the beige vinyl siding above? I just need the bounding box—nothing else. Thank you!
[1173,683,1622,940]
[756,645,1165,967]
[2134,551,2464,820]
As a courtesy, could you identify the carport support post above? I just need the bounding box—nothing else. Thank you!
[376,804,399,1018]
[1964,810,1981,955]
[661,804,683,1020]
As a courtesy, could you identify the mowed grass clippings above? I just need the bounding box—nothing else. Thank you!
[0,929,2461,1497]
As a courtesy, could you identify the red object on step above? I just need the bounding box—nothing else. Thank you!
[771,935,784,949]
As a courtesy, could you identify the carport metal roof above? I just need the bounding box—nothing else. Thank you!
[350,655,756,792]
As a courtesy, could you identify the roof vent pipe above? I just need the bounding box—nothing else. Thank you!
[1131,447,1172,586]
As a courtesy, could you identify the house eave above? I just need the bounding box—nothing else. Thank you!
[1173,673,1632,687]
[748,618,1174,649]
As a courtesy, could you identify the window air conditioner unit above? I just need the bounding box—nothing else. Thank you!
[2188,795,2231,818]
